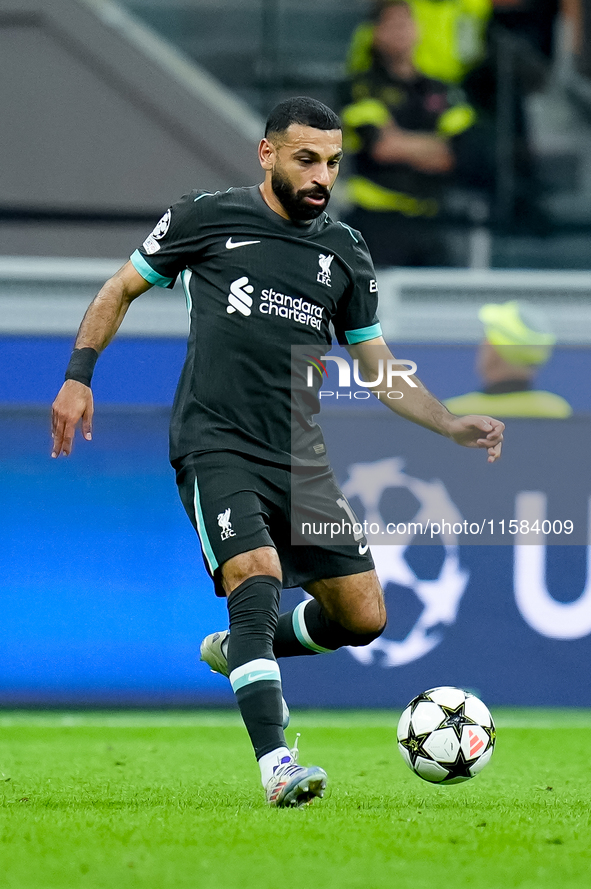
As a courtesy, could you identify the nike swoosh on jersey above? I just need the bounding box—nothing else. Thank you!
[225,237,261,249]
[358,543,369,555]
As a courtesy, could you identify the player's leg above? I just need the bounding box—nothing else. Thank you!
[219,548,327,806]
[220,548,290,778]
[273,568,387,658]
[175,452,326,805]
[275,463,387,658]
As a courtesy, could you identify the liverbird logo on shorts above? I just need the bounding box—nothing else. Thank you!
[317,253,334,287]
[217,507,236,541]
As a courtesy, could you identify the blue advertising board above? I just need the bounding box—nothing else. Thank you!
[1,400,590,708]
[282,411,591,708]
[2,337,590,412]
[0,408,231,706]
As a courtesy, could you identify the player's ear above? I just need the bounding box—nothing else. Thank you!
[258,138,276,171]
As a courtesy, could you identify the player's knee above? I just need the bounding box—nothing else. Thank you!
[339,598,387,642]
[227,574,282,623]
[347,619,387,647]
[222,547,282,595]
[225,575,283,673]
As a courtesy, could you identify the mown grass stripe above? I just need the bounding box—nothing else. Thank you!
[0,709,591,728]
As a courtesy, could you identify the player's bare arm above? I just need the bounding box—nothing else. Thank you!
[348,337,504,463]
[51,261,152,458]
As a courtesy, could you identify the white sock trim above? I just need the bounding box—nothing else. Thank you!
[229,658,281,692]
[259,747,291,787]
[292,600,334,654]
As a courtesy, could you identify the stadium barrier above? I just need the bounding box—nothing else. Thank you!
[2,259,591,342]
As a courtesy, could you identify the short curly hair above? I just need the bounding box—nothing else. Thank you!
[264,96,341,138]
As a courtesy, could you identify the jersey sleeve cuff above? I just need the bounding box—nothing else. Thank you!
[130,250,174,288]
[344,322,382,344]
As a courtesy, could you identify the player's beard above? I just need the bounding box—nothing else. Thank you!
[271,168,331,221]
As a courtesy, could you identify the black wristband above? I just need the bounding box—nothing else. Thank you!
[64,347,99,387]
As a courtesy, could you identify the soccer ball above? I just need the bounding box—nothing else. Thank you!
[397,686,496,785]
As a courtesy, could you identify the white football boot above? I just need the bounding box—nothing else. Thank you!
[200,630,290,729]
[265,734,327,808]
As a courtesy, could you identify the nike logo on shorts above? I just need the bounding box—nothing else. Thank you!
[226,237,261,249]
[358,543,369,555]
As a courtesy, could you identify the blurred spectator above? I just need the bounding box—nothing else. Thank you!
[444,300,573,417]
[345,1,561,235]
[347,0,492,85]
[341,1,489,267]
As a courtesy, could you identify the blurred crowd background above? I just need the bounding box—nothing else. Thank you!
[113,0,591,269]
[3,0,590,361]
[5,0,591,269]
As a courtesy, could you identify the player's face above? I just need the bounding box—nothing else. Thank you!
[264,125,343,221]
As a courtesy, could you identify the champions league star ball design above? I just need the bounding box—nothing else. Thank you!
[397,686,496,784]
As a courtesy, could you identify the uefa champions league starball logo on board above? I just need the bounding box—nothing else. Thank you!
[341,458,470,667]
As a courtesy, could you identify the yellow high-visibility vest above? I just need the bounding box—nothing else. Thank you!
[444,389,573,418]
[348,0,492,84]
[341,94,476,215]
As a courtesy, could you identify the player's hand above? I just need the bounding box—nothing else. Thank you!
[51,380,94,458]
[446,415,505,463]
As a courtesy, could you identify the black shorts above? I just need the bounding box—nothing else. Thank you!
[174,450,374,596]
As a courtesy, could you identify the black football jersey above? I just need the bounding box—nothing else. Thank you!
[130,185,381,465]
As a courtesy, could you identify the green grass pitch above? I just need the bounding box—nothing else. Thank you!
[0,709,590,889]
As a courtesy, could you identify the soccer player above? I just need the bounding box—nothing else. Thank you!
[51,96,504,808]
